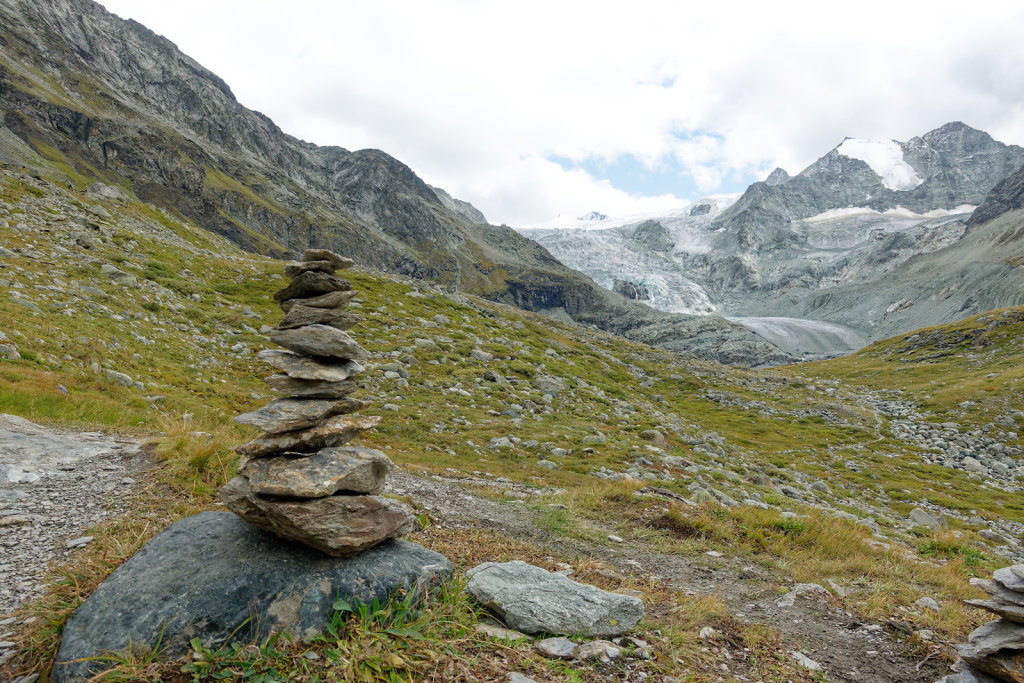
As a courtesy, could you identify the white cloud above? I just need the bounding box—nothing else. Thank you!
[100,0,1024,225]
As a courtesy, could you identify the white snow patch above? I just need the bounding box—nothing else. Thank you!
[803,204,976,224]
[516,194,740,232]
[837,138,923,191]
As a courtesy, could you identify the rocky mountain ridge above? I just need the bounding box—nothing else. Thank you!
[526,124,1024,357]
[0,0,792,366]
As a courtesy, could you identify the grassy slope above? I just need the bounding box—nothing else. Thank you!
[1,168,1022,680]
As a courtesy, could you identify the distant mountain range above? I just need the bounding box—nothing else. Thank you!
[524,124,1024,357]
[0,0,793,366]
[3,0,1024,364]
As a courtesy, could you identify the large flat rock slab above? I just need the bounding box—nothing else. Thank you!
[466,560,644,637]
[51,511,450,683]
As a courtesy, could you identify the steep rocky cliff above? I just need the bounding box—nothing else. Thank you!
[0,0,791,365]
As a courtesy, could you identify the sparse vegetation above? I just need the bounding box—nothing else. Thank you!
[1,170,1021,680]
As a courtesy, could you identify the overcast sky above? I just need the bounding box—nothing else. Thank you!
[100,1,1024,227]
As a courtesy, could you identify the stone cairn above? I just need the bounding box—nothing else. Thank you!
[218,249,416,557]
[940,565,1024,682]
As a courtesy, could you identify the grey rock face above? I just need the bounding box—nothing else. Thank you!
[278,304,363,331]
[50,512,450,683]
[969,162,1024,227]
[240,446,392,497]
[972,578,1024,607]
[466,560,644,637]
[528,123,1024,361]
[219,477,416,557]
[269,325,369,361]
[283,260,337,278]
[280,290,360,313]
[630,220,673,251]
[967,618,1024,657]
[234,397,368,433]
[303,249,356,269]
[264,374,358,398]
[257,349,363,381]
[236,415,381,458]
[959,644,1024,682]
[908,507,945,530]
[995,565,1024,593]
[273,271,352,304]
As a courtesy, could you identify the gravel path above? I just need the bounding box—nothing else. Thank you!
[0,414,147,618]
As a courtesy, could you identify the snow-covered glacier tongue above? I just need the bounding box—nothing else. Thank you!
[513,123,1024,363]
[725,317,868,359]
[519,197,741,316]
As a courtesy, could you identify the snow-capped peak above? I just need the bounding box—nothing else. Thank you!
[836,138,923,191]
[578,211,608,221]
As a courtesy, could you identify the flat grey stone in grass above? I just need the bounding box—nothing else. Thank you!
[258,349,363,381]
[466,560,644,637]
[280,289,359,313]
[264,374,358,398]
[241,446,392,497]
[234,397,368,433]
[219,477,416,556]
[273,271,351,303]
[534,636,577,659]
[236,415,381,459]
[908,507,945,529]
[269,325,368,361]
[50,511,450,683]
[277,305,363,331]
[303,249,355,270]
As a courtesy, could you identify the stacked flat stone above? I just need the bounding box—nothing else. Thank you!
[218,249,416,557]
[939,565,1024,682]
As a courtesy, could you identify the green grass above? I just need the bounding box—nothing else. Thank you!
[2,168,1020,680]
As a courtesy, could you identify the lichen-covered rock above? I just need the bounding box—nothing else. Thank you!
[257,349,363,381]
[235,415,381,458]
[234,397,368,433]
[240,446,391,497]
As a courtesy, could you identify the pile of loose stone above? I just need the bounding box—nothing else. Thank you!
[218,249,416,556]
[940,565,1024,682]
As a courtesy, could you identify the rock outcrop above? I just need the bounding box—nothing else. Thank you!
[941,565,1024,682]
[220,249,415,556]
[50,512,451,683]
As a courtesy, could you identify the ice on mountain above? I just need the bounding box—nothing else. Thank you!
[836,138,923,191]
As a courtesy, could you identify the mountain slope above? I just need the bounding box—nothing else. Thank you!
[0,0,791,366]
